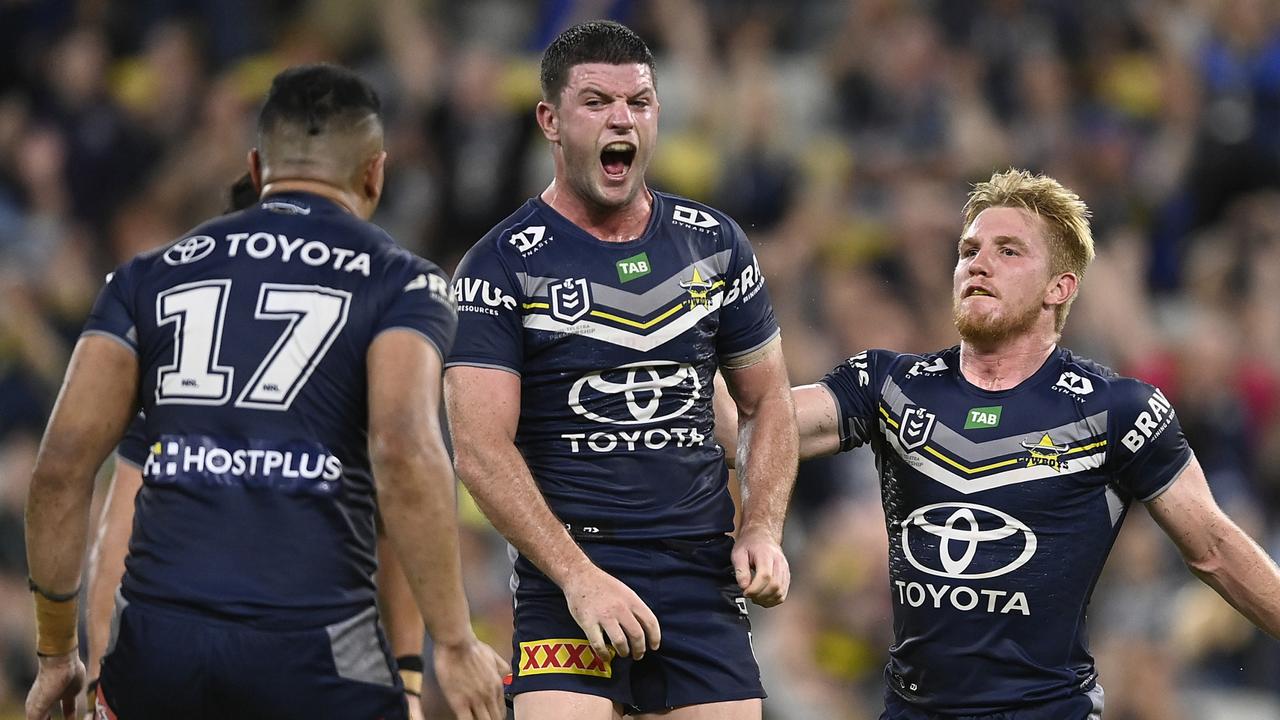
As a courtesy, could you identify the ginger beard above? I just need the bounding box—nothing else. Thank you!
[953,287,1044,346]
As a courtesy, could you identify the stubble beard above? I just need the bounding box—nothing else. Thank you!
[953,297,1042,347]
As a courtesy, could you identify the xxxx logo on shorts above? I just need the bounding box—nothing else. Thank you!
[518,638,613,678]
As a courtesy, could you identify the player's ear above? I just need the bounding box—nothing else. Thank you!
[248,149,263,193]
[363,150,387,204]
[1045,272,1078,308]
[536,100,559,143]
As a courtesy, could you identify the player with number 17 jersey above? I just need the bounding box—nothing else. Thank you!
[82,191,456,627]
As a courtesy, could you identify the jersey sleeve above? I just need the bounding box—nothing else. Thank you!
[444,240,524,374]
[1108,381,1193,501]
[716,217,780,363]
[82,265,139,353]
[116,413,149,468]
[374,255,458,363]
[818,349,888,452]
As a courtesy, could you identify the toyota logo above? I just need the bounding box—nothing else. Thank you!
[569,361,701,425]
[163,235,217,266]
[901,502,1037,579]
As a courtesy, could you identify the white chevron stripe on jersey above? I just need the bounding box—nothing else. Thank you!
[882,418,1108,494]
[523,294,723,351]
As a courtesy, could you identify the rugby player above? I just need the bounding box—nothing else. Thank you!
[78,182,435,720]
[720,169,1280,719]
[444,20,800,720]
[24,64,505,720]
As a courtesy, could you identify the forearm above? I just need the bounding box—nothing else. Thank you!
[736,388,799,540]
[376,536,425,657]
[374,445,473,648]
[26,465,95,595]
[85,465,138,674]
[1187,525,1280,638]
[455,440,591,588]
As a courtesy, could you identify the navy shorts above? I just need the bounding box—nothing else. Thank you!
[507,535,764,714]
[881,683,1104,720]
[99,593,407,720]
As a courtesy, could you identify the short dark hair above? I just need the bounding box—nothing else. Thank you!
[540,20,656,102]
[257,63,382,139]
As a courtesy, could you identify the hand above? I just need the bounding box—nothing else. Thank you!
[562,565,660,662]
[432,635,508,720]
[81,678,96,720]
[732,526,790,607]
[26,652,85,720]
[405,692,424,720]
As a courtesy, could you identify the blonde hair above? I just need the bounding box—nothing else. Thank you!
[963,169,1095,333]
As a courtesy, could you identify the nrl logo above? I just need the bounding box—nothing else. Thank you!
[898,405,937,452]
[550,277,591,323]
[680,267,715,309]
[1021,433,1070,471]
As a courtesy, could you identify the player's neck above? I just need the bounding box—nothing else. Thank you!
[959,333,1058,391]
[540,180,653,243]
[260,180,363,218]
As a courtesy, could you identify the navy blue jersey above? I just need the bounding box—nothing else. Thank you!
[83,192,456,628]
[821,346,1192,715]
[447,192,778,540]
[117,413,147,468]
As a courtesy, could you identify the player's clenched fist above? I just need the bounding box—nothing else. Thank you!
[433,635,508,720]
[732,526,791,608]
[563,565,661,662]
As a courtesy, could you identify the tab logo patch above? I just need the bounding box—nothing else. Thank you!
[964,406,1002,429]
[518,639,612,678]
[616,252,651,283]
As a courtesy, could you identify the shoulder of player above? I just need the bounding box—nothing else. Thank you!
[467,201,545,260]
[654,191,740,233]
[882,347,956,382]
[1054,348,1142,403]
[1056,350,1176,428]
[822,348,910,388]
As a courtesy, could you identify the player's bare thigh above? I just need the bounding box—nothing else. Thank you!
[514,692,761,720]
[636,699,762,720]
[514,690,626,720]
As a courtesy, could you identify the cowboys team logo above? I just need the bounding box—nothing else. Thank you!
[550,278,591,323]
[898,405,937,452]
[1021,433,1070,471]
[162,235,216,266]
[680,267,715,308]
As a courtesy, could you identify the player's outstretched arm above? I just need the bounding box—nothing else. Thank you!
[375,523,426,720]
[83,458,142,717]
[25,336,138,720]
[1147,456,1280,638]
[714,374,844,467]
[445,366,661,662]
[367,331,506,720]
[720,338,800,608]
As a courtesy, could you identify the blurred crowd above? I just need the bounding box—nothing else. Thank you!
[3,0,1280,718]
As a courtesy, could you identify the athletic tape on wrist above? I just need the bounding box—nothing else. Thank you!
[33,592,78,656]
[398,669,423,696]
